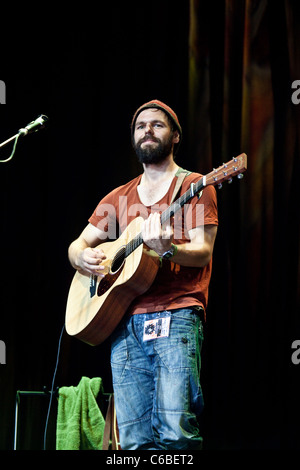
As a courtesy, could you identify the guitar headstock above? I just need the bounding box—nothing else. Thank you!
[205,153,247,188]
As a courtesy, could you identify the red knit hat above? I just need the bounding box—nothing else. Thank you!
[131,99,182,145]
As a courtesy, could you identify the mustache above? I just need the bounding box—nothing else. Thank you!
[137,134,160,146]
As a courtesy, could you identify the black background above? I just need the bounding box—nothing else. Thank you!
[0,1,299,451]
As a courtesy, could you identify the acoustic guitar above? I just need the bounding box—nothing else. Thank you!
[65,153,247,346]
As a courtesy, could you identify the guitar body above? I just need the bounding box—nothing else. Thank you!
[65,217,160,346]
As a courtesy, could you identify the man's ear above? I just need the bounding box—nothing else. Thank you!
[173,130,180,144]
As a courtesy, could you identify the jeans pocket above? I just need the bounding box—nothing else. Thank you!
[154,310,200,371]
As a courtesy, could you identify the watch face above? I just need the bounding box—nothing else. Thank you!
[163,248,174,259]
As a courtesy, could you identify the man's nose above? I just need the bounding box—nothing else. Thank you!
[144,122,154,134]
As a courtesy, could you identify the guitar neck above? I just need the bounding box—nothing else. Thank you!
[125,177,205,257]
[124,152,247,258]
[160,177,205,225]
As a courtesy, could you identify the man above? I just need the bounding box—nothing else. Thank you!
[68,100,218,450]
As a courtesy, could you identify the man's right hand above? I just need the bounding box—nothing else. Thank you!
[76,247,107,276]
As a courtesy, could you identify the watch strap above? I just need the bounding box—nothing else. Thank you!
[161,243,178,259]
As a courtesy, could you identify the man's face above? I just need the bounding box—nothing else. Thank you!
[133,108,179,164]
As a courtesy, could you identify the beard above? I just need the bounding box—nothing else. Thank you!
[134,133,174,164]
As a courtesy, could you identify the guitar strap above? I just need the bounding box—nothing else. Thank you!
[171,167,192,203]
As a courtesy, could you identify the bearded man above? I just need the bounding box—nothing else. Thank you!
[68,100,218,450]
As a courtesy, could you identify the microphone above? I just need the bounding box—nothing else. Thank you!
[18,115,49,136]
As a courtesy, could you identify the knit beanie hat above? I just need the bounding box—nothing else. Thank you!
[131,99,182,150]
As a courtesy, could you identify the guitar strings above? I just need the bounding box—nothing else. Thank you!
[122,178,204,258]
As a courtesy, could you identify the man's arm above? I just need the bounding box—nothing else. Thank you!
[68,223,108,276]
[170,224,217,267]
[142,212,217,268]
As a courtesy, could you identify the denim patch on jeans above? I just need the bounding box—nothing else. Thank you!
[110,308,204,450]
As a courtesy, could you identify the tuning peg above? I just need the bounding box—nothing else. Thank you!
[237,173,244,179]
[228,178,233,184]
[218,183,223,189]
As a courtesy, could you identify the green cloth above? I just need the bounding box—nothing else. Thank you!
[56,376,105,450]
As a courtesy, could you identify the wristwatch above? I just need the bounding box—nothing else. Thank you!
[161,243,177,260]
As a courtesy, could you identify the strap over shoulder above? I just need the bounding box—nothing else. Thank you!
[175,167,192,177]
[171,167,192,203]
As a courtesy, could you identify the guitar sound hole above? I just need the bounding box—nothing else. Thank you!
[97,247,126,296]
[111,247,126,274]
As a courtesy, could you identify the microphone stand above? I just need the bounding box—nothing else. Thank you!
[0,115,48,163]
[0,133,20,149]
[0,132,21,163]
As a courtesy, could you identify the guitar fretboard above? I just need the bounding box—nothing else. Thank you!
[124,177,205,258]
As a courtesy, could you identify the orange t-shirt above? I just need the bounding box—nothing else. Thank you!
[88,171,218,316]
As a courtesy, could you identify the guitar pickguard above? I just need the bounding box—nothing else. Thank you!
[97,264,125,296]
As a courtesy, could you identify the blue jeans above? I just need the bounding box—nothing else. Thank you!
[110,308,204,450]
